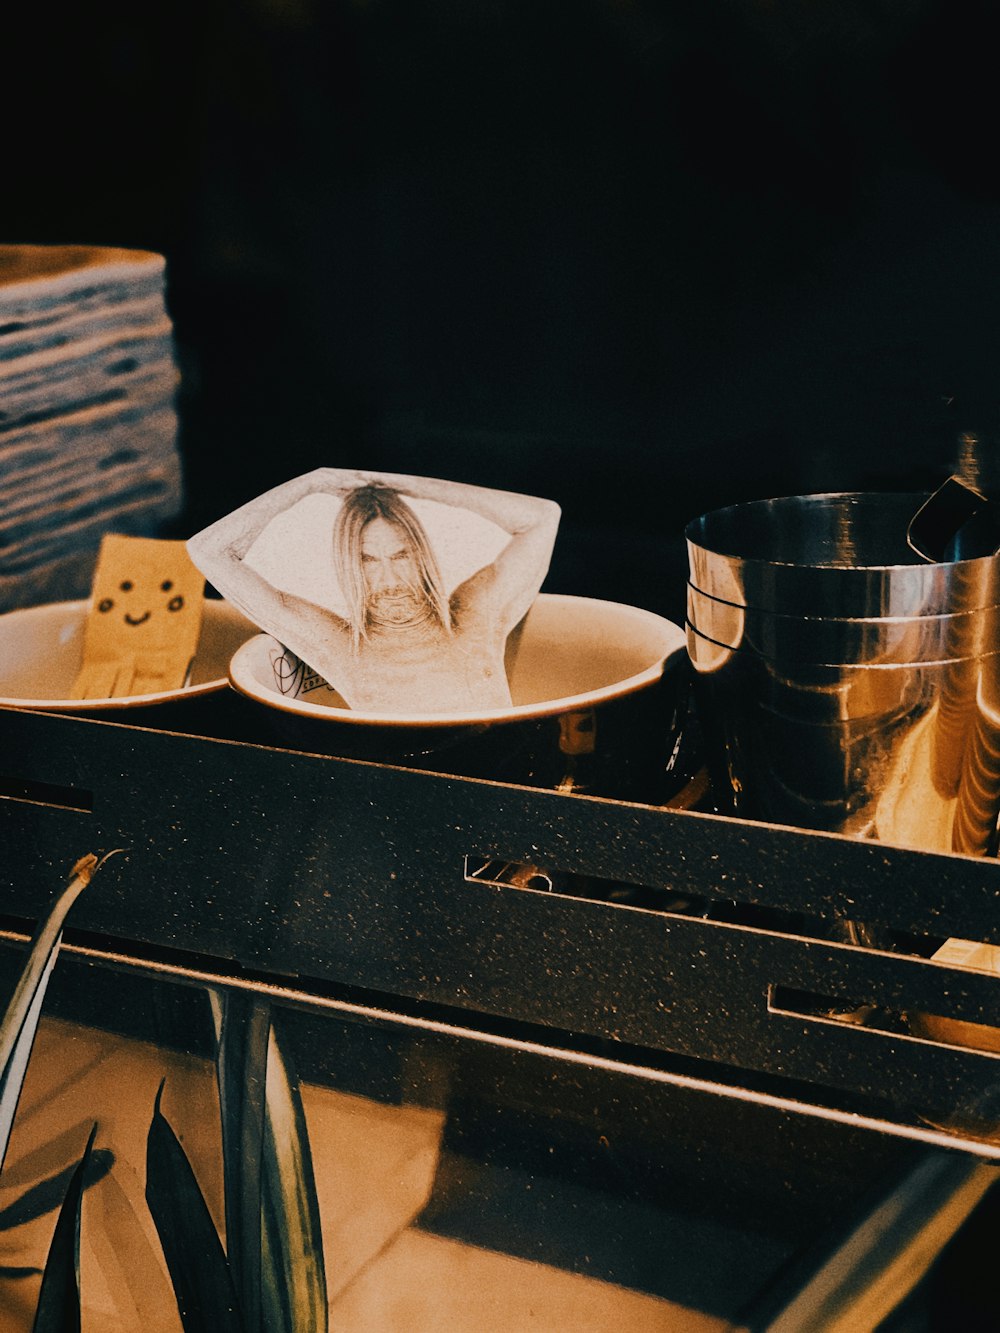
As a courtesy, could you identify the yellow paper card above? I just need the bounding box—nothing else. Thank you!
[71,534,206,698]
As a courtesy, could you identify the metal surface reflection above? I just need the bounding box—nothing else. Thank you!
[686,491,1000,855]
[686,492,1000,619]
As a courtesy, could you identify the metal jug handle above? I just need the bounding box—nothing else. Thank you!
[906,475,992,563]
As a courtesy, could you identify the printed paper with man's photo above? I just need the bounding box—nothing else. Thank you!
[186,468,561,714]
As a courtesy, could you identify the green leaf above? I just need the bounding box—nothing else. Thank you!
[30,1122,96,1333]
[260,1024,328,1333]
[144,1082,244,1333]
[209,993,328,1333]
[212,990,269,1333]
[1,852,119,1175]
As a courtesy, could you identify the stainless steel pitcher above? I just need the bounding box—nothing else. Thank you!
[685,491,1000,855]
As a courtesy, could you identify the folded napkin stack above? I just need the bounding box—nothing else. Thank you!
[0,244,184,611]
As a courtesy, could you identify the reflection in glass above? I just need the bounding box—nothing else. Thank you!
[0,942,943,1330]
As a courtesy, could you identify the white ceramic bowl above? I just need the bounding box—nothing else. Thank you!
[0,597,258,711]
[227,593,693,801]
[228,592,686,727]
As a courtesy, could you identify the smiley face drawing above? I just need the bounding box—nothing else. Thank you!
[71,534,207,698]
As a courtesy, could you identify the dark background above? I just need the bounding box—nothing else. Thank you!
[8,0,1000,621]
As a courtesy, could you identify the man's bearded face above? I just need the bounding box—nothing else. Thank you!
[361,517,424,622]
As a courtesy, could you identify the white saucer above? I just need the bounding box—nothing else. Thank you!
[0,597,257,711]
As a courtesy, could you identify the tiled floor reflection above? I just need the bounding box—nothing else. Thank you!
[301,1076,446,1300]
[0,1013,714,1331]
[333,1229,722,1331]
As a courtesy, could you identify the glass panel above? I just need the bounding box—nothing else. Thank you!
[0,943,929,1330]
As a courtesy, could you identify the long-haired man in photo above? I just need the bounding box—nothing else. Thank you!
[188,468,560,713]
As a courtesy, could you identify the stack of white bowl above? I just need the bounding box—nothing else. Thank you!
[0,244,184,611]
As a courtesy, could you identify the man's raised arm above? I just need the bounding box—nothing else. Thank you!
[186,469,357,671]
[370,472,561,631]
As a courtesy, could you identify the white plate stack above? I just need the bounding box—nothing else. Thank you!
[0,244,184,611]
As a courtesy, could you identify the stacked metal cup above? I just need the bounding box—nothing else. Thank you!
[685,491,1000,857]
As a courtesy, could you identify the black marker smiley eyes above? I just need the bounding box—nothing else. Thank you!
[160,579,184,611]
[96,581,185,617]
[99,578,135,610]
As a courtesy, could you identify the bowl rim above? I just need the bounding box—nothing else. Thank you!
[228,592,686,728]
[0,597,251,712]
